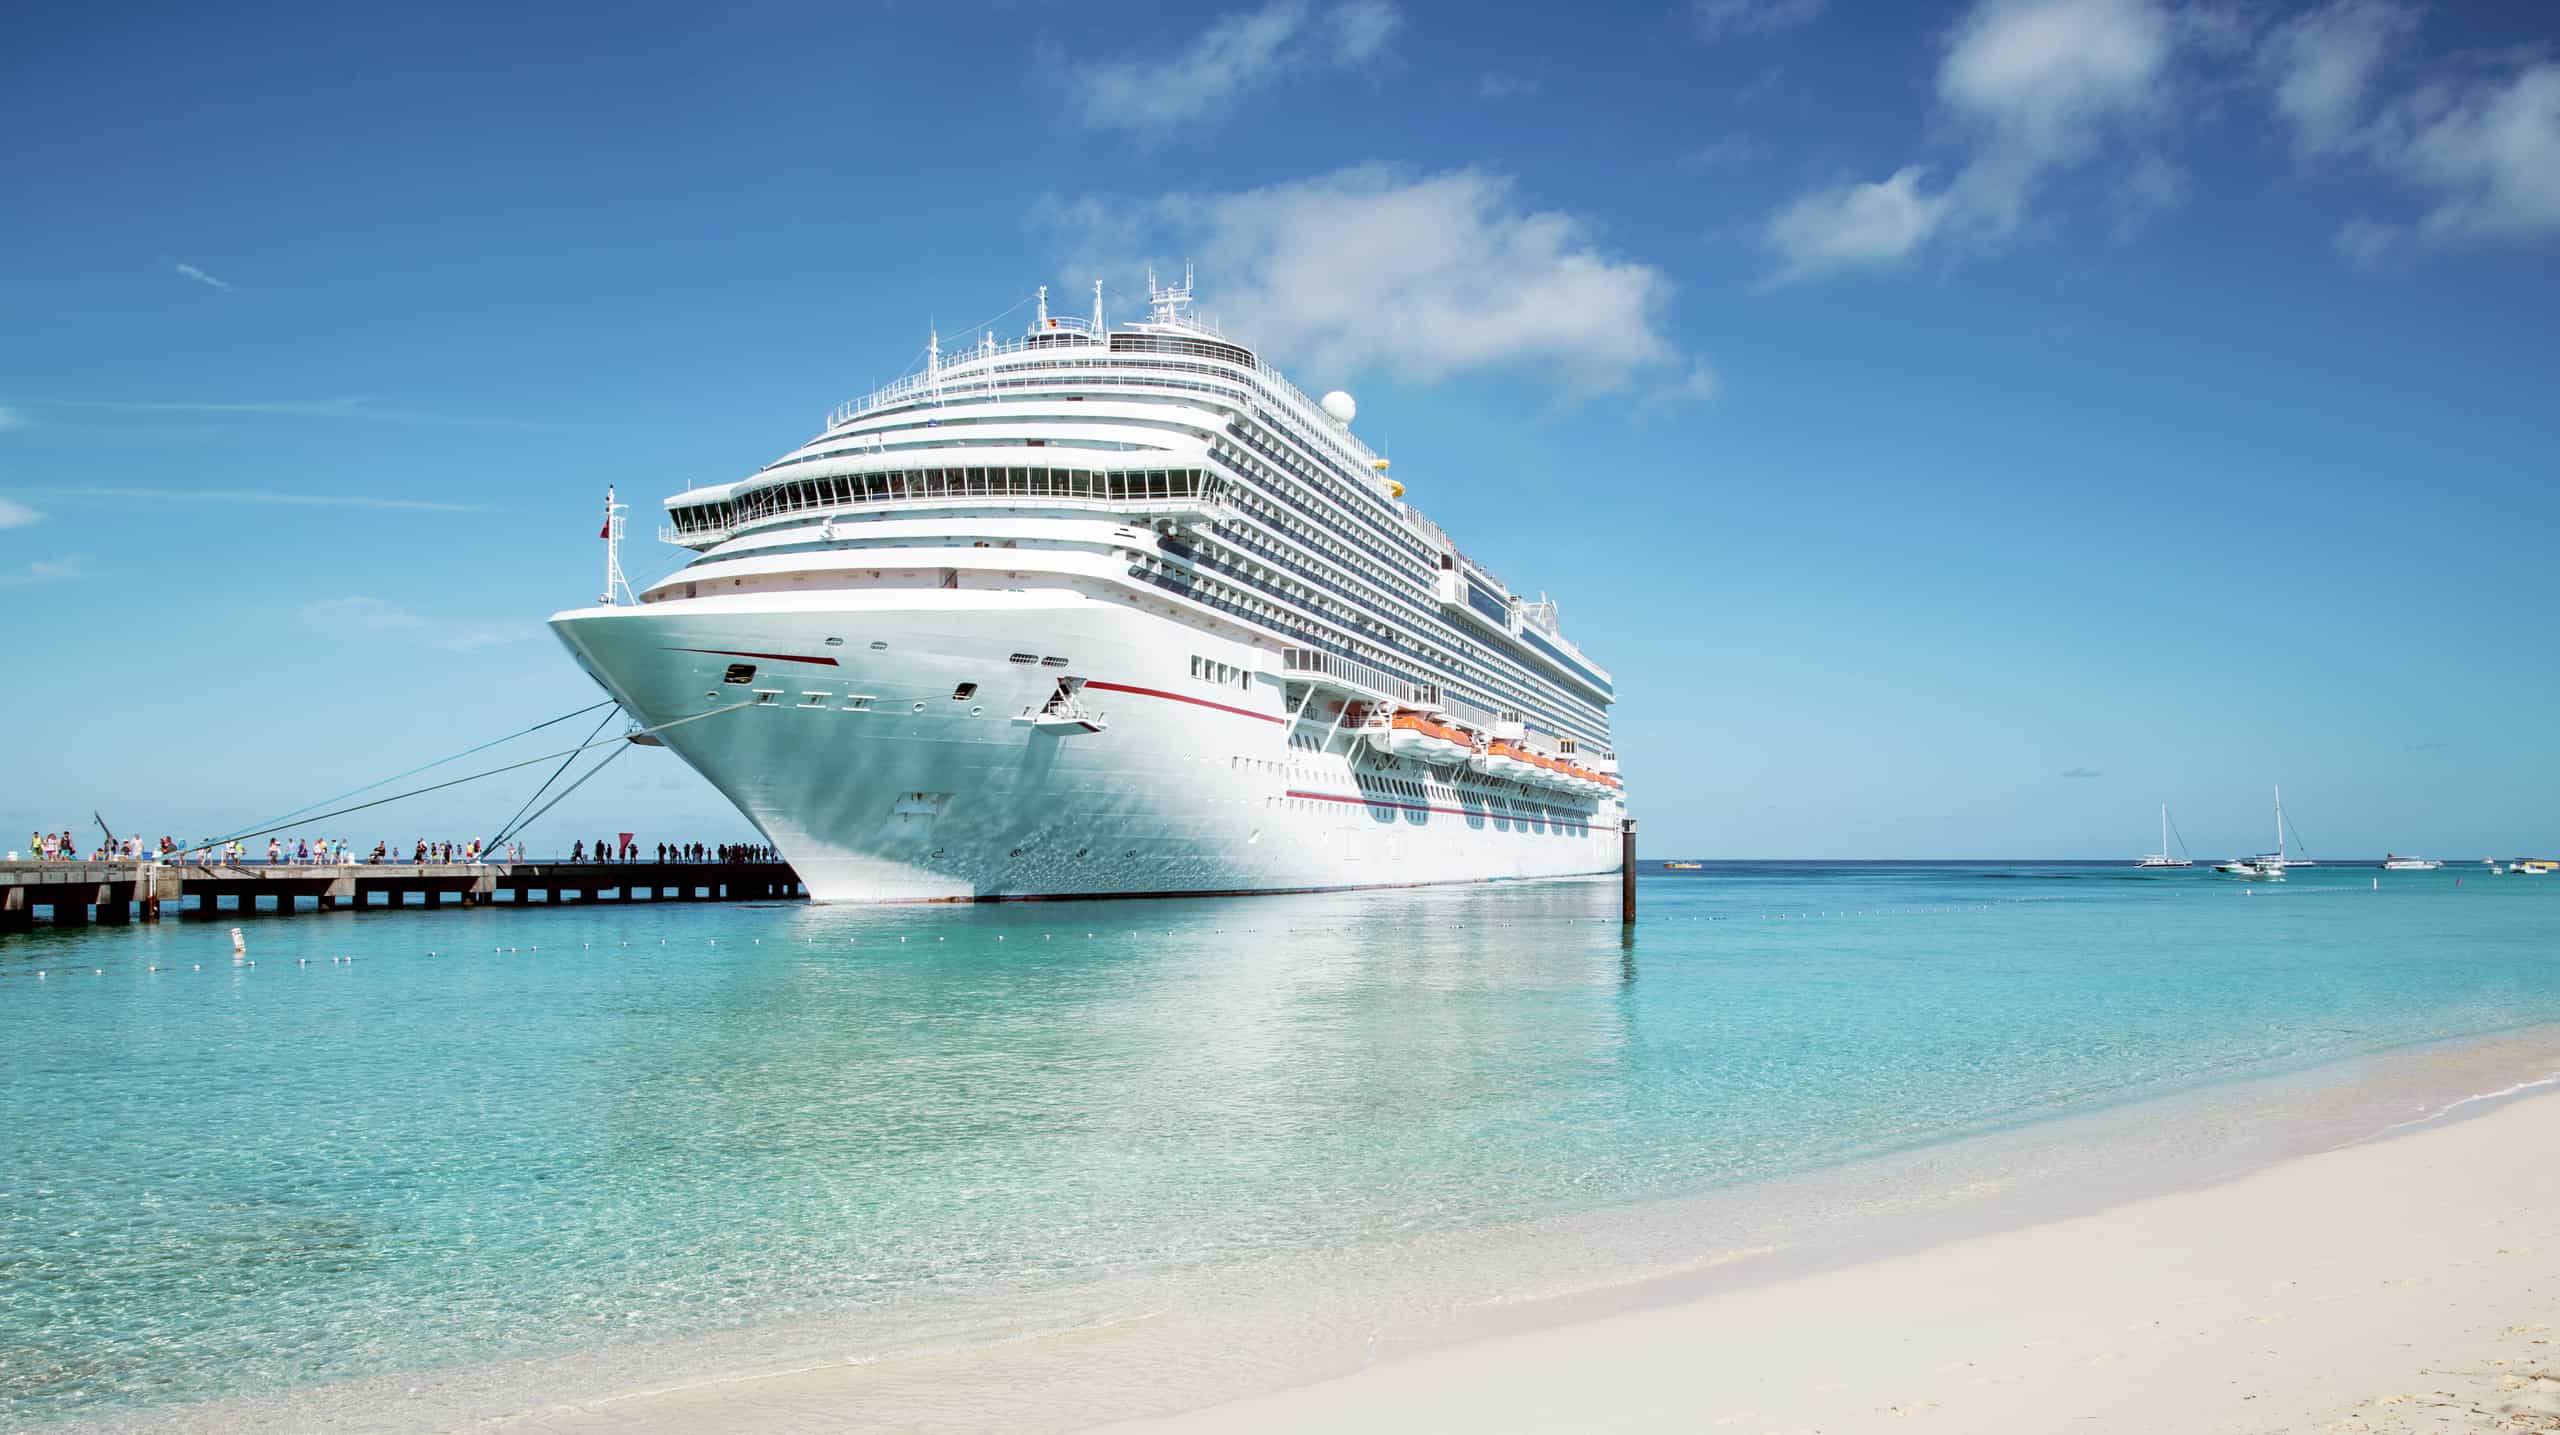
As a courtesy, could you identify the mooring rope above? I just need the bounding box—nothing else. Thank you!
[224,699,619,841]
[492,742,632,849]
[199,700,754,850]
[483,705,624,851]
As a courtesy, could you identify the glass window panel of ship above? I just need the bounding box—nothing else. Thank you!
[1214,500,1607,731]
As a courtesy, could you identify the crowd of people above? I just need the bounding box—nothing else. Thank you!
[16,830,783,865]
[570,841,778,864]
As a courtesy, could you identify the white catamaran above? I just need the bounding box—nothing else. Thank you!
[2214,786,2293,880]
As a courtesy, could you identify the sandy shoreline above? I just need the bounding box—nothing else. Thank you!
[1104,1084,2560,1435]
[59,1031,2560,1435]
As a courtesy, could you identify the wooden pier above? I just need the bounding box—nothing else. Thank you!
[0,860,804,931]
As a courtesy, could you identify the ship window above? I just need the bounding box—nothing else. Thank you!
[1041,656,1069,666]
[1010,653,1039,664]
[952,682,978,701]
[843,695,873,711]
[800,692,828,707]
[722,663,757,684]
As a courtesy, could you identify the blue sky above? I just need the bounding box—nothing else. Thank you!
[3,0,2554,859]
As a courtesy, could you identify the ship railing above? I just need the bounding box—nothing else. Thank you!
[822,321,1385,477]
[1280,648,1438,709]
[1440,692,1503,732]
[658,491,1236,549]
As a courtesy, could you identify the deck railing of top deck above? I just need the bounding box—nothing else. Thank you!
[820,326,1389,490]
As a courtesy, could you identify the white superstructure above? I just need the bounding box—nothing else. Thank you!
[549,277,1627,903]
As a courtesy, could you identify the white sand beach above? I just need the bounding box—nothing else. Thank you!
[1103,1087,2560,1435]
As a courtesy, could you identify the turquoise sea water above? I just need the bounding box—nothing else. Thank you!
[2,862,2555,1425]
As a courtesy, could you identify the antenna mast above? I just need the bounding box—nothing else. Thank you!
[600,485,633,606]
[1092,278,1104,333]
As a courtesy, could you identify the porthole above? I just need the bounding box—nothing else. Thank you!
[824,636,845,646]
[912,700,927,713]
[969,705,983,716]
[870,640,889,650]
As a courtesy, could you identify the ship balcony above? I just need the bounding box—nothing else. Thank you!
[1280,648,1440,710]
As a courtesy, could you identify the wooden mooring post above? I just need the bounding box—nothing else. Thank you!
[1620,818,1637,926]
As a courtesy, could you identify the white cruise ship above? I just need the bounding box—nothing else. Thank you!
[549,274,1626,903]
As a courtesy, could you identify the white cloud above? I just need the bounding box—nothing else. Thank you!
[0,403,23,431]
[2376,63,2560,241]
[1065,1,1400,136]
[1938,0,2176,229]
[301,595,427,633]
[1760,0,2190,283]
[174,262,235,292]
[2333,216,2399,266]
[1692,0,1826,43]
[1061,164,1695,395]
[1325,0,1401,64]
[1683,135,1762,170]
[2261,0,2560,250]
[299,595,531,651]
[0,497,43,529]
[1479,70,1541,100]
[1763,166,1955,284]
[2261,0,2415,157]
[0,554,88,587]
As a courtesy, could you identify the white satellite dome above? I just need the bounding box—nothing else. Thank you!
[1319,390,1357,426]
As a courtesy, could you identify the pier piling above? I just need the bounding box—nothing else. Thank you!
[1621,819,1638,925]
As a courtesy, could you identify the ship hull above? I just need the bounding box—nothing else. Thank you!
[550,591,1624,904]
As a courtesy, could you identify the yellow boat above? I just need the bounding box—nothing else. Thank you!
[1664,861,1703,870]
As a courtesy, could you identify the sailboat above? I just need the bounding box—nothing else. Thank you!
[2136,803,2192,868]
[2214,786,2291,880]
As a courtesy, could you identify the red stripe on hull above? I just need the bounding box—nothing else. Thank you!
[1083,680,1282,724]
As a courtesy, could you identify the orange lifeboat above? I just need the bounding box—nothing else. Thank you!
[1382,711,1474,763]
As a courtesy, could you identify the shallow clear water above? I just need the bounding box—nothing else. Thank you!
[2,862,2553,1423]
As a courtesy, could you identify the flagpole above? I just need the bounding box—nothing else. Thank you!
[600,486,632,606]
